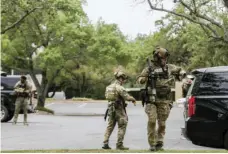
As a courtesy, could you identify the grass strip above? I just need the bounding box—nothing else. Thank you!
[2,149,227,153]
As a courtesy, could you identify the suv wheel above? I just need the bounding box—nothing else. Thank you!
[224,131,228,150]
[5,112,14,122]
[1,105,9,122]
[192,140,205,146]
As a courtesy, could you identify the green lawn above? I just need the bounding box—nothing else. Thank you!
[2,149,227,153]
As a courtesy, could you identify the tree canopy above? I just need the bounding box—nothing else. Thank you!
[1,0,228,106]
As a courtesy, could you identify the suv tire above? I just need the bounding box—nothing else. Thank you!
[224,131,228,150]
[1,105,9,122]
[5,112,14,122]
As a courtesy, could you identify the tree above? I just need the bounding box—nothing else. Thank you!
[58,20,134,99]
[143,0,228,43]
[1,0,92,107]
[153,9,228,70]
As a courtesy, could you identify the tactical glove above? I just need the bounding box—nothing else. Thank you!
[169,103,173,109]
[129,97,136,106]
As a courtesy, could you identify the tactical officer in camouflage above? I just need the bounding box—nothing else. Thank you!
[13,75,32,126]
[137,47,186,151]
[102,70,136,150]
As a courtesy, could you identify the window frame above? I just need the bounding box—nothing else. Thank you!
[196,72,228,96]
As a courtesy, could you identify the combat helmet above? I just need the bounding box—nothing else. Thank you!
[114,70,128,80]
[153,46,170,59]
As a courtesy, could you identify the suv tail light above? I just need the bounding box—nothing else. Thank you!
[188,96,195,117]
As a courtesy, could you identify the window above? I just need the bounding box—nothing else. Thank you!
[1,77,20,89]
[186,73,203,96]
[198,72,228,95]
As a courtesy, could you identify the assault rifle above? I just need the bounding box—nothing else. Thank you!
[139,58,168,107]
[141,58,157,106]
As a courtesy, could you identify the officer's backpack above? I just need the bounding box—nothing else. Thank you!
[105,83,118,101]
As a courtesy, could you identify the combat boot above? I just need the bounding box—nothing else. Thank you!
[149,145,156,151]
[102,144,111,149]
[116,144,129,150]
[156,141,164,151]
[23,122,29,126]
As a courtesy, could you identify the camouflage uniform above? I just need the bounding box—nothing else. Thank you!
[103,79,136,150]
[13,79,32,125]
[138,64,185,150]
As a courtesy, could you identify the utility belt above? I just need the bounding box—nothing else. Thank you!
[156,86,171,99]
[17,93,29,98]
[141,86,171,106]
[104,100,126,121]
[108,99,125,107]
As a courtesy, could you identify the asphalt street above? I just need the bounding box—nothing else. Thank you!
[1,101,218,151]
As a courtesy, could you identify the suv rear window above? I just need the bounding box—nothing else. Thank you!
[1,77,20,90]
[198,72,228,95]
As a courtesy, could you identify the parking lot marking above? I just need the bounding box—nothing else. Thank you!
[45,103,54,107]
[78,103,87,108]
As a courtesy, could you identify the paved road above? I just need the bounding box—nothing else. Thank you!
[1,102,217,151]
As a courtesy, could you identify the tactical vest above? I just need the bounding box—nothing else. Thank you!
[18,83,26,89]
[17,82,29,97]
[105,83,118,101]
[153,67,174,99]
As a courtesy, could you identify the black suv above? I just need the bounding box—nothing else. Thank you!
[1,74,35,122]
[181,66,228,149]
[1,76,20,122]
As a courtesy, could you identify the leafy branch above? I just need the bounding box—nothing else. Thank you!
[146,0,227,42]
[1,7,42,34]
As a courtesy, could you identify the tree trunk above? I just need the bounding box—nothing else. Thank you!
[224,0,228,8]
[37,84,50,107]
[79,72,88,97]
[37,70,49,107]
[29,70,50,108]
[81,72,86,97]
[29,66,62,107]
[37,92,46,107]
[77,76,82,97]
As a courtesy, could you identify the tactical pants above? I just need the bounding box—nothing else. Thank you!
[103,105,128,146]
[13,97,28,123]
[145,101,170,147]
